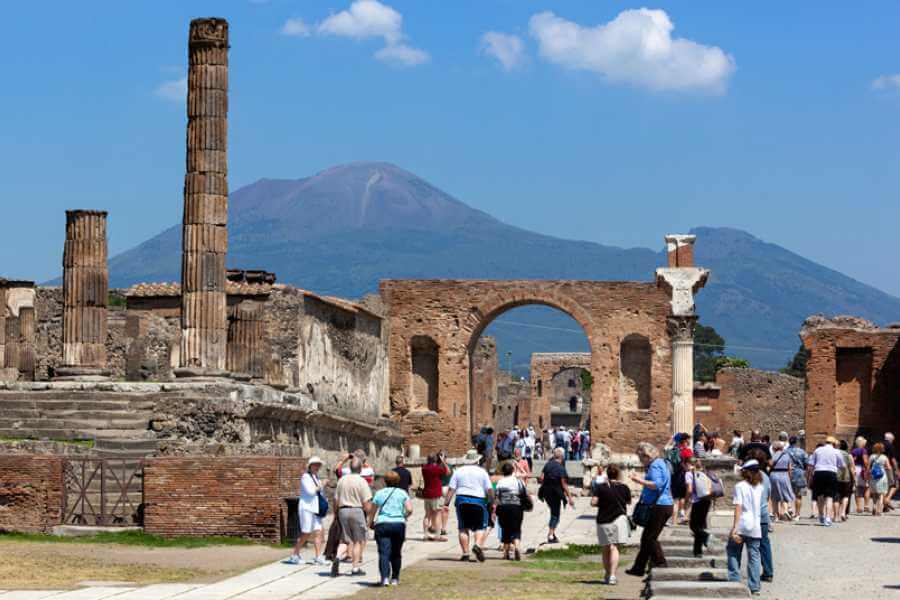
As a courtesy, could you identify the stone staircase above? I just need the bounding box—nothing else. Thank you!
[0,388,160,526]
[645,525,751,599]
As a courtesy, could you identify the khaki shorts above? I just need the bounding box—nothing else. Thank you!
[338,507,368,543]
[424,497,445,511]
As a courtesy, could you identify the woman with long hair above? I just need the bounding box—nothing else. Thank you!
[625,442,673,577]
[727,459,764,595]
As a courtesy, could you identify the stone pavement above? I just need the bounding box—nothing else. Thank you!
[0,496,603,600]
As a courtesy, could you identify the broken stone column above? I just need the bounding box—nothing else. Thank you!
[3,281,35,380]
[18,306,35,381]
[177,17,230,378]
[227,303,263,379]
[3,314,18,371]
[57,210,110,380]
[656,234,709,440]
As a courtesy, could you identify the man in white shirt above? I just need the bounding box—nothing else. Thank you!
[444,450,494,562]
[807,436,844,526]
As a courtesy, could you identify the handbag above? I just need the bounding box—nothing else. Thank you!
[315,474,330,517]
[519,481,534,512]
[632,458,670,527]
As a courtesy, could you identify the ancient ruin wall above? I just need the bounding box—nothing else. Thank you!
[495,374,530,433]
[530,353,592,431]
[470,336,498,433]
[0,455,65,534]
[692,367,805,439]
[382,279,673,454]
[802,321,900,447]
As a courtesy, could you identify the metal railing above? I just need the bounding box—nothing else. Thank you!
[63,458,144,527]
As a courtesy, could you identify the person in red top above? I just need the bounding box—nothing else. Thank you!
[421,453,450,541]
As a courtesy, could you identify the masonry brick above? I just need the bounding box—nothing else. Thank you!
[0,454,64,533]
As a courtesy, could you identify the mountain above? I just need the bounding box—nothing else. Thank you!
[105,161,900,371]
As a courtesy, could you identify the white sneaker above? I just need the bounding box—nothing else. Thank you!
[286,555,303,565]
[608,576,617,585]
[381,579,390,587]
[314,556,327,565]
[390,579,399,586]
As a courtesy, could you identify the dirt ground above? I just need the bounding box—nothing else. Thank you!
[0,540,286,590]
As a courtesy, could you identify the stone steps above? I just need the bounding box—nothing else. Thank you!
[0,409,153,421]
[94,439,159,454]
[0,428,155,441]
[666,557,727,569]
[652,568,730,582]
[648,581,750,598]
[0,418,150,430]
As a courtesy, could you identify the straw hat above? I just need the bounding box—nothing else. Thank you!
[463,449,482,465]
[307,456,323,467]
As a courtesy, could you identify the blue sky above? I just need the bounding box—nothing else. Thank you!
[2,1,899,296]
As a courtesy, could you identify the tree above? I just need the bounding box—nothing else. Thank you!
[694,323,725,382]
[579,368,593,391]
[781,344,810,378]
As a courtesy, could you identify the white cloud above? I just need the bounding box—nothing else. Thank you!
[375,43,430,67]
[480,32,525,71]
[528,9,735,94]
[281,18,311,37]
[872,73,900,91]
[317,0,402,45]
[154,76,186,102]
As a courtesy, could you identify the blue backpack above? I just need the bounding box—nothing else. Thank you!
[871,455,886,480]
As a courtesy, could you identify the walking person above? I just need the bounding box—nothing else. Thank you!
[538,447,574,544]
[727,460,764,596]
[332,458,372,577]
[393,455,413,494]
[769,441,796,521]
[421,453,449,541]
[835,440,855,521]
[591,464,631,585]
[513,447,531,483]
[444,449,494,562]
[748,449,774,583]
[289,456,328,565]
[626,442,673,577]
[808,436,845,526]
[786,436,808,521]
[369,470,413,586]
[883,433,897,511]
[685,457,713,558]
[868,442,890,516]
[494,461,528,561]
[851,436,870,514]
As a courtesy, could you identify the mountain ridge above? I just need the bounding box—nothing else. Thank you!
[98,161,899,371]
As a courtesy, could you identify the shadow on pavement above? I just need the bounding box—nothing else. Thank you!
[871,537,900,544]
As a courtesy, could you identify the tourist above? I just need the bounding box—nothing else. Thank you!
[393,455,413,494]
[685,457,712,558]
[289,456,327,566]
[513,446,531,483]
[749,449,773,583]
[834,439,855,521]
[539,446,573,544]
[332,458,372,577]
[668,434,691,525]
[883,433,897,511]
[581,430,591,459]
[868,442,890,516]
[444,449,493,562]
[571,430,581,460]
[554,427,571,461]
[494,461,528,561]
[730,430,745,458]
[523,428,536,470]
[369,469,413,586]
[421,453,449,541]
[740,431,771,462]
[591,464,631,585]
[694,432,707,457]
[808,436,844,526]
[768,441,796,521]
[336,449,376,486]
[852,436,870,514]
[785,436,808,521]
[712,432,727,455]
[438,450,452,536]
[726,459,764,596]
[626,442,673,577]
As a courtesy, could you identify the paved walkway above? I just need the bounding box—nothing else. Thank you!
[0,497,600,600]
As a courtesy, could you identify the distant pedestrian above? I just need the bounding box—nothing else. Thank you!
[369,470,413,586]
[868,442,890,516]
[494,461,528,561]
[835,440,855,522]
[444,449,493,562]
[786,436,808,520]
[768,441,796,520]
[852,436,870,514]
[289,456,327,566]
[538,447,573,544]
[626,442,673,577]
[591,464,631,585]
[883,433,897,511]
[685,457,713,558]
[393,455,413,494]
[727,460,764,595]
[421,453,449,541]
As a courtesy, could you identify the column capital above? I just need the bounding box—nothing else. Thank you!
[667,315,698,342]
[656,267,709,317]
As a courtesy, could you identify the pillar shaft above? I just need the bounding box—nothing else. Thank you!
[668,316,697,437]
[61,210,109,371]
[18,306,35,381]
[4,315,19,370]
[227,303,263,377]
[179,18,229,374]
[0,284,6,368]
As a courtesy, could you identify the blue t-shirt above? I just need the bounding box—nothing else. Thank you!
[372,487,410,524]
[759,472,771,525]
[640,458,674,506]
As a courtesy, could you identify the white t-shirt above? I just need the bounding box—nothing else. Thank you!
[298,472,322,514]
[448,465,492,498]
[810,445,844,473]
[732,480,763,538]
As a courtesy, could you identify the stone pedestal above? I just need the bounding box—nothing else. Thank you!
[178,17,230,379]
[58,210,110,381]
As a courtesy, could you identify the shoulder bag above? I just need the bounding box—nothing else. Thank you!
[519,480,534,512]
[368,488,398,528]
[313,475,329,518]
[632,459,669,528]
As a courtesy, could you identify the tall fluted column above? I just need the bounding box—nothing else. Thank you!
[4,315,18,370]
[56,210,109,380]
[668,316,697,438]
[177,17,230,377]
[227,303,263,379]
[656,234,709,440]
[18,306,35,381]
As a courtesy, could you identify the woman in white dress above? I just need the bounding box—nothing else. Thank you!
[289,456,328,565]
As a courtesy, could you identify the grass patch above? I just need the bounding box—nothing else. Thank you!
[0,530,279,548]
[530,543,603,560]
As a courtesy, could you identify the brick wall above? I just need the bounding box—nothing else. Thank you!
[0,455,64,533]
[144,456,307,541]
[693,368,805,439]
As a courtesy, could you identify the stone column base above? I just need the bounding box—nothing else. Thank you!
[173,367,234,383]
[0,368,19,382]
[53,367,110,382]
